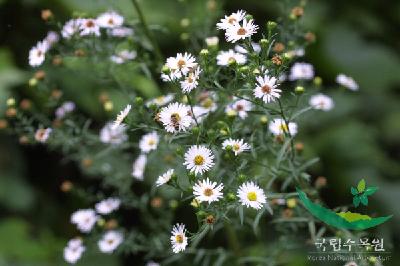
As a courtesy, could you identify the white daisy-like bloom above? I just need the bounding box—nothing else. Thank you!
[139,131,159,153]
[79,18,100,36]
[98,231,124,254]
[29,41,49,67]
[146,261,160,266]
[286,48,305,58]
[193,178,223,204]
[166,52,197,76]
[235,42,261,54]
[113,104,131,129]
[253,74,282,103]
[159,102,192,133]
[146,94,174,107]
[183,145,215,176]
[100,122,128,145]
[222,138,250,156]
[225,98,253,119]
[309,94,334,111]
[108,26,134,37]
[61,19,82,39]
[34,128,52,143]
[70,209,98,233]
[205,36,219,46]
[225,18,259,43]
[289,62,314,81]
[170,223,188,253]
[336,74,359,91]
[237,181,267,210]
[217,49,247,66]
[160,70,183,82]
[95,197,121,215]
[110,50,137,64]
[131,154,147,180]
[97,11,124,28]
[216,10,246,30]
[344,262,358,266]
[63,238,85,264]
[44,31,59,46]
[156,169,174,187]
[55,101,76,119]
[269,118,298,136]
[180,67,201,93]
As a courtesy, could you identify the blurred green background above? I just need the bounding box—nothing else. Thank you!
[0,0,399,265]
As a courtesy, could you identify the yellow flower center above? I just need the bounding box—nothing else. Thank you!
[194,155,204,165]
[177,59,186,69]
[262,85,271,94]
[237,27,247,35]
[204,188,213,197]
[202,98,213,108]
[279,123,289,133]
[247,191,257,201]
[148,139,155,145]
[175,234,184,243]
[228,16,237,24]
[233,144,240,151]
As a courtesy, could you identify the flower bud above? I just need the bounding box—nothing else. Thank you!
[41,9,53,21]
[267,21,277,31]
[97,218,106,227]
[313,76,322,86]
[161,65,170,74]
[238,174,247,182]
[197,210,206,217]
[6,98,15,107]
[169,199,178,209]
[260,38,269,46]
[286,198,297,208]
[219,129,228,136]
[135,97,143,105]
[260,115,268,124]
[29,78,38,87]
[200,49,209,56]
[205,36,219,47]
[239,66,249,73]
[175,146,183,156]
[295,86,305,94]
[225,145,232,151]
[192,126,200,135]
[227,193,236,201]
[180,18,190,28]
[104,101,113,111]
[205,215,215,224]
[191,199,200,208]
[245,14,253,21]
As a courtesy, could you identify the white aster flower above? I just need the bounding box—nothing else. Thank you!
[309,94,334,111]
[100,122,128,145]
[61,19,82,39]
[222,138,250,156]
[34,128,52,143]
[193,178,223,204]
[286,48,305,58]
[170,223,188,253]
[79,18,100,36]
[235,42,261,54]
[108,26,134,37]
[191,106,210,124]
[132,154,147,180]
[253,74,281,103]
[63,238,85,264]
[110,50,137,64]
[139,131,159,153]
[95,197,121,215]
[217,49,247,66]
[159,102,192,133]
[98,231,124,254]
[97,11,124,28]
[289,62,314,81]
[146,94,174,107]
[113,104,131,129]
[29,41,49,67]
[44,31,59,46]
[70,209,98,233]
[225,98,253,119]
[198,91,218,112]
[183,145,215,176]
[161,70,183,82]
[216,10,246,30]
[156,169,174,187]
[225,18,258,43]
[55,101,75,119]
[166,52,197,76]
[237,181,267,210]
[269,118,298,136]
[146,261,160,266]
[205,36,219,46]
[336,74,359,91]
[180,68,201,93]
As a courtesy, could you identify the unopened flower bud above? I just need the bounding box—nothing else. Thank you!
[135,97,143,105]
[192,126,200,135]
[260,115,268,124]
[104,101,113,111]
[267,21,277,30]
[97,218,106,227]
[286,198,297,208]
[239,66,249,73]
[313,76,322,86]
[245,14,253,21]
[161,65,170,74]
[29,78,38,87]
[200,49,209,56]
[260,38,269,46]
[180,18,190,28]
[205,215,215,224]
[227,193,236,201]
[169,199,178,209]
[238,174,247,182]
[219,129,228,136]
[175,146,183,156]
[6,98,15,107]
[295,86,305,94]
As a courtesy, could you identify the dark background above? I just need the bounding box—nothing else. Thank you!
[0,0,399,265]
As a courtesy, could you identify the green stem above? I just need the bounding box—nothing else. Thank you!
[131,0,163,64]
[224,221,240,255]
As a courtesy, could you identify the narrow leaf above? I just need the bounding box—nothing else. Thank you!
[353,196,360,207]
[360,194,368,206]
[364,186,378,196]
[351,187,358,195]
